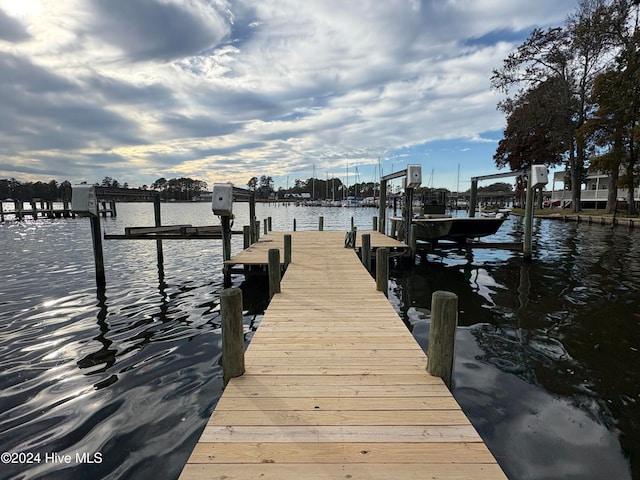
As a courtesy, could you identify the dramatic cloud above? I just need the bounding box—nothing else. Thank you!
[0,0,578,189]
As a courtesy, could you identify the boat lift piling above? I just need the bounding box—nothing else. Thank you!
[72,183,256,292]
[378,165,422,253]
[469,166,548,260]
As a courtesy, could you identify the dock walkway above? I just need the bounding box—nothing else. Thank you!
[179,231,507,479]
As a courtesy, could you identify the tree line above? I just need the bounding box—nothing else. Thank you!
[492,0,640,214]
[247,175,513,200]
[1,176,207,202]
[0,178,73,202]
[247,175,382,200]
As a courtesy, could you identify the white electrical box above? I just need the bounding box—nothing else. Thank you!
[531,165,549,188]
[71,184,98,216]
[212,183,233,216]
[406,164,422,188]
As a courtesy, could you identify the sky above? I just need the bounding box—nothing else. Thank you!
[0,0,579,193]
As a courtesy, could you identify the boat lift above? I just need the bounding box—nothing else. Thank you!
[469,166,548,260]
[378,164,548,261]
[378,165,422,250]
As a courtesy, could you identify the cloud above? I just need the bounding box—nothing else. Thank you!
[0,8,30,42]
[0,0,577,189]
[89,0,233,62]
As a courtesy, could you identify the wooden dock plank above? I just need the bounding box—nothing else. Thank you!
[214,396,461,411]
[208,409,471,426]
[218,373,444,386]
[179,230,508,479]
[199,425,482,443]
[187,441,497,464]
[180,463,507,480]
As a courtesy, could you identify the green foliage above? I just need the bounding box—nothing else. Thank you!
[0,178,72,201]
[492,0,636,212]
[150,177,208,201]
[477,182,514,193]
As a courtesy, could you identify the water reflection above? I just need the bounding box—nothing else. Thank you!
[390,218,639,480]
[1,205,639,479]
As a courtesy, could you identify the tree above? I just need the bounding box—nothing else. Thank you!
[492,0,621,212]
[577,1,640,213]
[247,177,258,191]
[494,76,575,172]
[101,176,120,188]
[58,181,72,201]
[257,175,274,199]
[151,176,207,201]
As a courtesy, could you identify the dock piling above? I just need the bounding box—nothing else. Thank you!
[319,216,324,231]
[243,225,251,249]
[89,216,107,290]
[220,287,245,386]
[361,233,371,273]
[284,234,292,266]
[268,248,281,298]
[376,247,389,297]
[427,290,458,390]
[154,195,164,270]
[523,174,534,261]
[410,224,417,257]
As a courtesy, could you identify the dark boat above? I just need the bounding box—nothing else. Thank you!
[412,216,507,243]
[391,191,508,244]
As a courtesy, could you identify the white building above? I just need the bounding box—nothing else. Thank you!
[548,170,640,209]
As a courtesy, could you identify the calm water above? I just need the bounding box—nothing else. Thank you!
[0,202,638,479]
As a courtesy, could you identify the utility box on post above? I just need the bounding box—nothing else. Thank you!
[212,183,233,216]
[406,164,422,188]
[531,165,549,188]
[71,184,98,217]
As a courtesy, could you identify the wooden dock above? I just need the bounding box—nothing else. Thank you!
[179,230,508,480]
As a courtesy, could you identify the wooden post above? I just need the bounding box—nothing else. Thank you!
[319,216,324,231]
[264,218,268,235]
[372,216,378,232]
[243,225,251,249]
[523,174,534,261]
[268,248,281,298]
[249,194,257,243]
[221,287,245,386]
[376,247,389,297]
[362,233,371,273]
[468,179,478,218]
[351,216,355,231]
[222,216,232,262]
[268,216,272,232]
[284,234,292,266]
[89,215,107,290]
[110,200,117,217]
[427,290,458,390]
[31,201,38,220]
[378,180,387,234]
[404,187,414,246]
[255,220,260,240]
[410,224,417,257]
[15,201,23,221]
[293,219,297,232]
[0,202,4,222]
[154,195,164,270]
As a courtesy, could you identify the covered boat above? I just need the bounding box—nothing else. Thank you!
[411,215,507,243]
